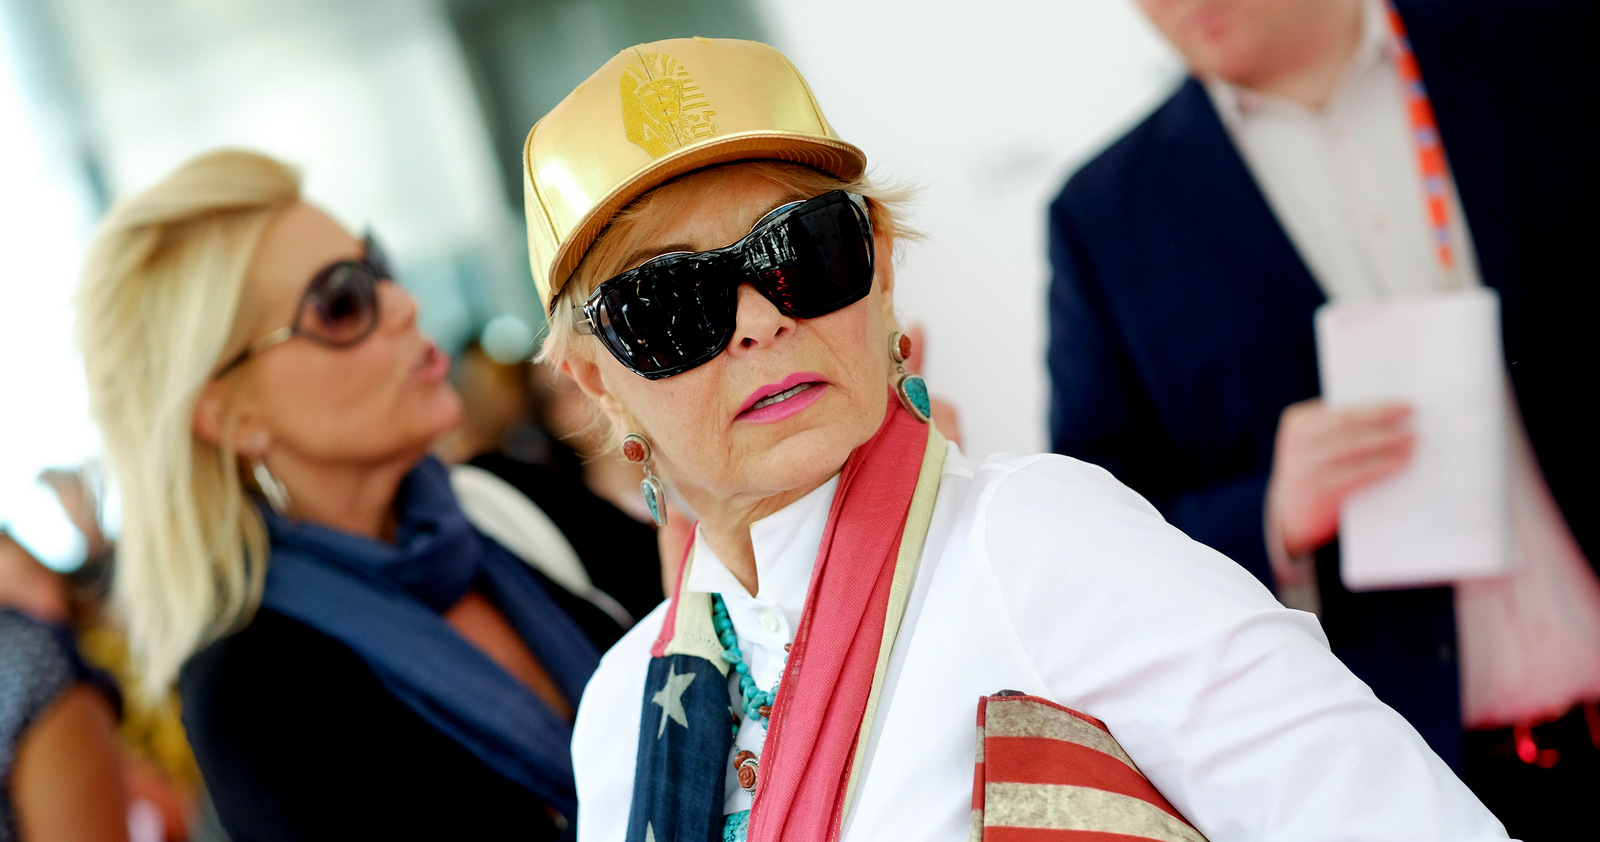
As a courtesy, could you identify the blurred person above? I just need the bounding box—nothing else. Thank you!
[0,532,69,627]
[440,340,672,620]
[1046,0,1600,837]
[531,38,1505,841]
[434,340,542,467]
[74,150,633,840]
[1,534,128,842]
[36,467,206,842]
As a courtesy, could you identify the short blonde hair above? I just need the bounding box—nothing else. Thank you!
[539,161,916,452]
[76,149,300,698]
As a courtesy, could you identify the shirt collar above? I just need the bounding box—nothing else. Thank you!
[684,475,840,610]
[1206,0,1393,121]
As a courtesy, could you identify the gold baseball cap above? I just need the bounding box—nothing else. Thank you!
[523,37,867,313]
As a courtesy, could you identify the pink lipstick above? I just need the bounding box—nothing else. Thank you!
[737,372,827,424]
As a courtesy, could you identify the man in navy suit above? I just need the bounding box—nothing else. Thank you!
[1048,0,1600,837]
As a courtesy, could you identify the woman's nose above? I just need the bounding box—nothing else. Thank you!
[380,281,420,332]
[729,283,795,355]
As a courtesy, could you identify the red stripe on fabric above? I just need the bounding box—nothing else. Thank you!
[984,828,1177,842]
[649,522,700,658]
[973,695,991,810]
[1397,52,1422,79]
[1421,147,1447,172]
[1427,196,1448,222]
[1385,0,1456,280]
[982,737,1184,820]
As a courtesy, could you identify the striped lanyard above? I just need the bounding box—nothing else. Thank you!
[1384,0,1459,285]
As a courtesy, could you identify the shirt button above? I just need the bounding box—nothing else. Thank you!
[761,612,780,633]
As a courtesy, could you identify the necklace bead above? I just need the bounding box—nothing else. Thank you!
[713,593,785,732]
[713,593,785,842]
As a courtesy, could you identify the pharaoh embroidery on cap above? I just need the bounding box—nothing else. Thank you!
[620,50,717,158]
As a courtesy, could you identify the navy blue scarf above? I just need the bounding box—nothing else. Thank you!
[259,456,599,819]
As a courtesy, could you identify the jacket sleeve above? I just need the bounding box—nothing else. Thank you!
[1045,193,1276,587]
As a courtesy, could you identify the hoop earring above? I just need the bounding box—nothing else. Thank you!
[251,458,291,514]
[621,433,668,527]
[888,331,931,423]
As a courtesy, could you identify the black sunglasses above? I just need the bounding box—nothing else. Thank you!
[214,232,395,378]
[575,190,875,379]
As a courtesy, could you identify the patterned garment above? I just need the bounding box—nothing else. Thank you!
[626,399,945,842]
[0,610,84,842]
[969,693,1208,842]
[627,652,735,842]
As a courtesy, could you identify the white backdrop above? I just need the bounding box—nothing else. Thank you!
[753,1,1181,457]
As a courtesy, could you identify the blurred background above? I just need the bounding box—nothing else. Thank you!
[0,0,1179,571]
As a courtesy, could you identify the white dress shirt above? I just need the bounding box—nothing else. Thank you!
[572,444,1506,840]
[1207,0,1600,728]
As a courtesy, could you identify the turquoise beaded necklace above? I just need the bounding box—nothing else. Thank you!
[711,593,786,842]
[712,593,782,724]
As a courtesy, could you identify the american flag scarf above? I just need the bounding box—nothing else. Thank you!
[969,693,1208,841]
[625,396,947,842]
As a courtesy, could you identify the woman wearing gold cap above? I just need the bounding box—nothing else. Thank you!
[533,39,1506,842]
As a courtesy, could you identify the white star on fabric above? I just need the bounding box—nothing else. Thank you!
[652,665,696,738]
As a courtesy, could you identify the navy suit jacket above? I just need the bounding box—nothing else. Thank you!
[1047,0,1599,770]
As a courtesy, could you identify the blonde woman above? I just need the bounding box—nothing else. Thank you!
[525,39,1508,841]
[76,150,620,839]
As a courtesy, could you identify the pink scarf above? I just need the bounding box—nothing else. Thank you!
[647,394,933,841]
[752,396,930,840]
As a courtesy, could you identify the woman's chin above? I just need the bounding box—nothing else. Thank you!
[734,425,867,495]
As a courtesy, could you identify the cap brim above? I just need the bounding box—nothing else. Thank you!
[546,130,867,305]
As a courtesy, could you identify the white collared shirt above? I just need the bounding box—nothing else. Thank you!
[572,444,1506,840]
[1207,0,1600,727]
[682,476,835,815]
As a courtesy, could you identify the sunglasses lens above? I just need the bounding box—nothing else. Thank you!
[301,263,379,346]
[586,192,873,379]
[752,196,873,318]
[593,257,735,378]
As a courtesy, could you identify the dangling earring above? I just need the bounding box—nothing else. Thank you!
[622,433,668,527]
[251,458,291,514]
[888,331,931,423]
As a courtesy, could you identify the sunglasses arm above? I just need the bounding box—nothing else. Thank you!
[212,325,295,379]
[573,307,596,335]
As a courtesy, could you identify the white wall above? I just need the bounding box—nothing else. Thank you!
[753,0,1182,456]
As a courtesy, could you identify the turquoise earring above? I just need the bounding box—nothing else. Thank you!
[622,433,668,527]
[889,331,931,423]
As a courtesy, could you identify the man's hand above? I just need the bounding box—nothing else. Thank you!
[1266,399,1415,557]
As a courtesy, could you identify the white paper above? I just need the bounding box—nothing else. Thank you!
[1314,289,1510,591]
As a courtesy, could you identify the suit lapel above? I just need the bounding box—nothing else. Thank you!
[1151,79,1328,321]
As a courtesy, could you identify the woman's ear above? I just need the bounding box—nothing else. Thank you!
[561,357,633,438]
[191,380,235,448]
[874,230,897,327]
[192,380,268,455]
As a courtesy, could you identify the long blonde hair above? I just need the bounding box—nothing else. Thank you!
[77,149,300,698]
